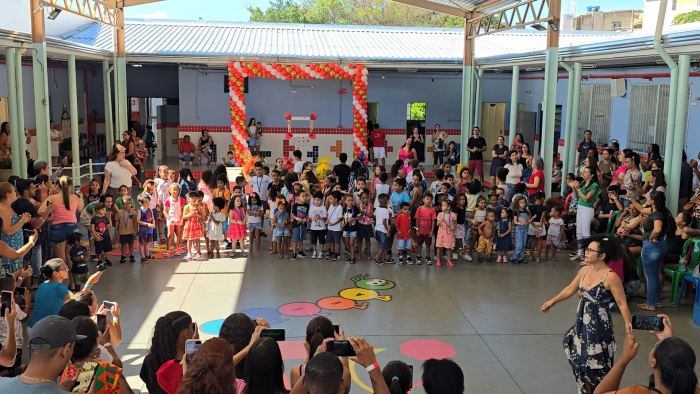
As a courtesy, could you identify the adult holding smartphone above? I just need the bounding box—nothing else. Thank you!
[466,127,487,185]
[431,124,447,172]
[542,234,631,394]
[410,127,425,163]
[490,136,508,189]
[0,182,31,278]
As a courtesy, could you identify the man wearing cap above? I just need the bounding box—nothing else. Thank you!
[0,315,85,392]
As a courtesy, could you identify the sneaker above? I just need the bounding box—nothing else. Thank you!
[179,159,185,165]
[398,261,405,266]
[105,258,112,266]
[139,258,149,264]
[447,260,455,267]
[226,242,232,250]
[311,253,317,259]
[463,253,473,262]
[90,255,98,262]
[497,255,503,263]
[120,256,126,264]
[129,255,136,263]
[426,256,432,265]
[291,253,297,261]
[261,231,267,238]
[436,261,442,267]
[416,256,422,265]
[387,250,393,259]
[299,251,307,258]
[385,258,395,264]
[344,248,350,255]
[407,257,414,265]
[452,253,458,260]
[331,254,337,261]
[306,246,314,251]
[374,259,385,265]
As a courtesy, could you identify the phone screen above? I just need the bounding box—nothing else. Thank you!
[333,325,340,334]
[632,315,664,331]
[103,301,115,310]
[260,328,286,341]
[74,186,81,194]
[96,314,107,333]
[185,340,202,364]
[326,340,356,357]
[1,291,13,318]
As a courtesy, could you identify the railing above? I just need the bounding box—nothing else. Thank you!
[71,159,105,192]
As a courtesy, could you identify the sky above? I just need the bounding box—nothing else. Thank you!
[124,0,646,23]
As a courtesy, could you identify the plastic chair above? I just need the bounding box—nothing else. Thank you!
[636,255,643,279]
[663,238,700,304]
[677,275,700,306]
[605,211,623,234]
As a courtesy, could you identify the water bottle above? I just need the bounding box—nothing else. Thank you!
[679,257,687,272]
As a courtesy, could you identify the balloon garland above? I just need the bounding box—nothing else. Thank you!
[227,61,370,165]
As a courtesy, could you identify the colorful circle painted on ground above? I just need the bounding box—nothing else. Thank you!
[351,274,396,290]
[316,296,368,310]
[338,288,392,301]
[278,302,329,317]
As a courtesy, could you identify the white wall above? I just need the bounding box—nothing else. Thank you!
[0,0,93,36]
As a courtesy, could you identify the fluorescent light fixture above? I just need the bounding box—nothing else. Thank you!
[291,89,298,93]
[381,75,385,78]
[548,20,558,31]
[526,67,543,71]
[530,23,547,31]
[582,64,596,69]
[131,64,143,67]
[48,8,61,20]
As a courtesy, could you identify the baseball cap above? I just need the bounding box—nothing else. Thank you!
[28,316,86,350]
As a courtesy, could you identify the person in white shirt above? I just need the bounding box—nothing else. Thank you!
[373,193,393,265]
[308,193,327,259]
[504,150,523,203]
[293,150,304,174]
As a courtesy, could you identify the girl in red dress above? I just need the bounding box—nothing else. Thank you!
[227,195,248,257]
[182,191,206,261]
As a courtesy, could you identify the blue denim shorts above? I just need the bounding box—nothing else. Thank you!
[396,238,412,250]
[247,221,262,230]
[343,231,357,238]
[292,226,307,242]
[49,223,80,244]
[328,230,342,243]
[376,231,388,250]
[273,227,290,237]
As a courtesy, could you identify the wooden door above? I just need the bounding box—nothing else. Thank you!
[481,102,505,160]
[0,98,8,123]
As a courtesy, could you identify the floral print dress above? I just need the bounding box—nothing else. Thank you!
[563,267,616,394]
[1,210,24,276]
[436,212,456,249]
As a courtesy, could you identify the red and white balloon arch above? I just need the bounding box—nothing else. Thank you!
[227,62,370,166]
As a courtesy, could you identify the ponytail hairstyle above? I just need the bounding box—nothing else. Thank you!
[305,316,334,359]
[577,233,622,264]
[200,170,213,186]
[679,212,694,228]
[143,311,192,377]
[59,176,73,210]
[243,337,290,394]
[624,152,641,169]
[585,166,599,184]
[382,360,412,394]
[391,160,404,178]
[605,148,619,165]
[649,191,676,236]
[650,170,667,189]
[71,316,99,362]
[652,337,697,394]
[305,170,319,185]
[284,173,298,195]
[177,337,236,394]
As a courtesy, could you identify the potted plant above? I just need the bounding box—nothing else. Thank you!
[0,155,12,182]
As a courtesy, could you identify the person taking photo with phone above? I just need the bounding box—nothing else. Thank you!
[0,182,31,279]
[0,276,30,377]
[74,291,122,348]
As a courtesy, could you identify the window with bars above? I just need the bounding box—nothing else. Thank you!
[577,84,612,145]
[626,84,670,153]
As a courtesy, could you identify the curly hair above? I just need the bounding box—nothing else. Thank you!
[577,233,622,264]
[177,337,236,394]
[219,313,256,380]
[305,316,334,360]
[144,311,192,378]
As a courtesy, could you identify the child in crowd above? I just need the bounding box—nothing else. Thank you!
[291,190,309,260]
[390,159,405,179]
[435,199,457,267]
[444,174,457,197]
[458,167,472,195]
[198,170,214,209]
[114,185,130,210]
[182,191,206,261]
[388,178,411,257]
[544,206,564,261]
[373,194,392,265]
[267,187,280,254]
[496,167,509,198]
[155,165,172,244]
[308,192,327,259]
[228,195,248,258]
[207,197,226,258]
[274,158,290,179]
[552,160,563,195]
[169,169,178,184]
[115,195,138,264]
[527,192,547,263]
[137,193,155,263]
[496,207,513,263]
[512,183,528,205]
[0,276,28,377]
[357,190,373,261]
[272,199,290,259]
[395,202,412,265]
[67,233,89,289]
[447,141,460,163]
[370,166,385,200]
[487,193,501,219]
[511,195,534,265]
[453,193,466,260]
[415,192,436,265]
[164,183,185,257]
[84,179,102,205]
[248,193,264,253]
[373,172,391,209]
[90,202,112,268]
[476,211,496,262]
[223,151,237,167]
[342,194,360,264]
[326,191,343,261]
[352,177,367,206]
[293,150,304,174]
[213,174,231,249]
[466,196,487,261]
[443,161,456,180]
[430,169,445,196]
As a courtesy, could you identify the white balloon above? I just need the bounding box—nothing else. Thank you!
[359,109,366,115]
[240,105,246,111]
[349,69,356,75]
[234,61,241,68]
[229,91,234,97]
[281,76,286,80]
[362,69,368,76]
[343,65,350,72]
[361,76,367,82]
[305,67,311,73]
[266,65,272,71]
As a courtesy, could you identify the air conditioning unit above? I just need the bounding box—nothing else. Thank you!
[611,79,626,97]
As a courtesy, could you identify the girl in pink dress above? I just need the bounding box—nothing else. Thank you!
[227,195,248,257]
[436,199,457,267]
[397,137,417,168]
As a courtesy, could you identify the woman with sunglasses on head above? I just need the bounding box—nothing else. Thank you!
[542,234,631,394]
[28,258,101,329]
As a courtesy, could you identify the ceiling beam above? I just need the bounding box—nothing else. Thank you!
[117,0,166,6]
[391,0,468,17]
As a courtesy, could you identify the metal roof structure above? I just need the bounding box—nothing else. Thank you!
[52,19,626,62]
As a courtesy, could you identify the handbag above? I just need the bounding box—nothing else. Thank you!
[683,200,695,213]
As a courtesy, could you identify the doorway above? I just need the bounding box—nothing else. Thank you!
[480,102,505,160]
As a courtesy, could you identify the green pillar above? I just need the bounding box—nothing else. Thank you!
[654,40,678,190]
[474,69,483,128]
[560,62,575,177]
[116,57,128,135]
[541,47,559,197]
[509,66,519,146]
[568,63,582,174]
[103,60,114,151]
[15,50,27,177]
[5,48,21,177]
[68,55,80,182]
[32,42,51,162]
[460,65,474,165]
[669,54,690,215]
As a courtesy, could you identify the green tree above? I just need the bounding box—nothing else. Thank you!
[247,0,464,28]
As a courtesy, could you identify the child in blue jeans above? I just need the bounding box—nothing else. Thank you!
[272,200,290,259]
[511,195,533,265]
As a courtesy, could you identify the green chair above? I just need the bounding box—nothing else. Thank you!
[605,211,624,234]
[662,238,700,304]
[636,255,643,279]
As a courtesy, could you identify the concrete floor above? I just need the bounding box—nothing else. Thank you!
[61,154,700,393]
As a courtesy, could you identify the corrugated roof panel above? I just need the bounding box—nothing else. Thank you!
[54,20,629,62]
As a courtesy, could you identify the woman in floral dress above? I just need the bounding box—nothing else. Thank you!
[541,234,631,394]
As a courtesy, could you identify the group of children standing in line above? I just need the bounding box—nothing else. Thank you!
[77,148,569,266]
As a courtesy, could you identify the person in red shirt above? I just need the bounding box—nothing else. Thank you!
[526,156,546,195]
[370,123,386,167]
[415,192,437,265]
[395,202,412,265]
[179,135,196,164]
